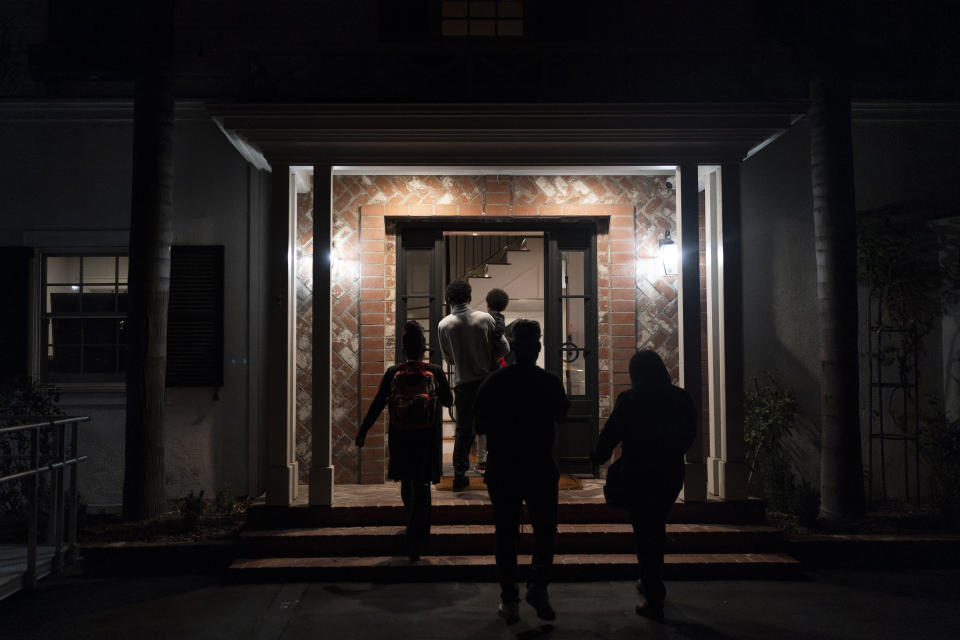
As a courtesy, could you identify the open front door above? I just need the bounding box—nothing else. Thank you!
[546,227,600,475]
[397,228,443,366]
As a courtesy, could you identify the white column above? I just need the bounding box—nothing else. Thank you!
[677,164,707,502]
[705,168,725,496]
[264,165,299,505]
[718,163,748,500]
[310,165,335,506]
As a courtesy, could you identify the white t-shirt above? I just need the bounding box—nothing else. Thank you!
[438,303,511,386]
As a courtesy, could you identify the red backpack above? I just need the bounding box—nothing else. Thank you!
[388,361,439,429]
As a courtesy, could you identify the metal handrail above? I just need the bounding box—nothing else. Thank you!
[0,416,89,593]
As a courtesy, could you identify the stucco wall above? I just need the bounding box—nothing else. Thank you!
[741,114,960,499]
[0,111,261,509]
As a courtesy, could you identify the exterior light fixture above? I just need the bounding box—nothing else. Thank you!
[659,230,678,276]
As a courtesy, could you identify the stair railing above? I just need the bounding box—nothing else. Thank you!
[0,416,89,598]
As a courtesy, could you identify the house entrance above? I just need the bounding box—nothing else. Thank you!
[397,223,599,475]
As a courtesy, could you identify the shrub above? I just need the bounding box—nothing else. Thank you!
[745,374,820,522]
[179,490,206,530]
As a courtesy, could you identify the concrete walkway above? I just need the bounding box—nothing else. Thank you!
[2,571,959,639]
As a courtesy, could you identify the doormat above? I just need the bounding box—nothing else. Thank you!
[436,474,583,491]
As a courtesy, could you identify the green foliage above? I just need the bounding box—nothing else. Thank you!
[923,415,960,527]
[0,377,64,539]
[213,485,233,514]
[179,490,206,530]
[745,374,819,523]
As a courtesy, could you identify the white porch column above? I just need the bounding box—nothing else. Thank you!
[264,165,299,505]
[310,165,335,506]
[705,163,749,500]
[677,163,707,502]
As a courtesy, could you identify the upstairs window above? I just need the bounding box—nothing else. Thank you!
[442,0,524,37]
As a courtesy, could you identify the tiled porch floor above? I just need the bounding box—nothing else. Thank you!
[289,479,605,507]
[287,480,712,508]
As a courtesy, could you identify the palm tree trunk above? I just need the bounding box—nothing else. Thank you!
[809,73,865,520]
[122,0,175,521]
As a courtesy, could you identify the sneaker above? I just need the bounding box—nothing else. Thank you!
[635,600,665,623]
[525,587,557,621]
[452,476,470,492]
[498,601,520,624]
[474,461,486,473]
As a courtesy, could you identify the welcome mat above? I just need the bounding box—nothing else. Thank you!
[436,474,583,491]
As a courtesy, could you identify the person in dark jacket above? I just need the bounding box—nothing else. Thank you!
[475,319,569,624]
[591,349,697,622]
[356,321,453,561]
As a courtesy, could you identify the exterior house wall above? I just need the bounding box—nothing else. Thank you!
[741,115,960,499]
[0,112,261,508]
[295,175,678,484]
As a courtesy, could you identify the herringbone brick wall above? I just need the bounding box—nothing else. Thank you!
[295,175,679,483]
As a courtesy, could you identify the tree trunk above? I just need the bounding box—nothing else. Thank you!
[809,73,865,521]
[122,0,175,521]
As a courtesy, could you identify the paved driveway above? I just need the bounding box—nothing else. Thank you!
[3,571,959,639]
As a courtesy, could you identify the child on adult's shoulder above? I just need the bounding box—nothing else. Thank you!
[486,288,509,368]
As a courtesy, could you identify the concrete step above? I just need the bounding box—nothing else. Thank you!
[227,552,801,582]
[239,524,783,557]
[246,499,767,529]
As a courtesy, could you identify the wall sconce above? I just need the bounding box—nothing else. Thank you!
[659,230,678,276]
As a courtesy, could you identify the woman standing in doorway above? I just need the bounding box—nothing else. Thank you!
[356,321,453,561]
[591,350,697,622]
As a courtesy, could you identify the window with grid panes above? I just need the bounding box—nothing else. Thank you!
[441,0,523,37]
[41,254,128,382]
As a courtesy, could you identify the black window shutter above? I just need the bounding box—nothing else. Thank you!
[166,246,224,387]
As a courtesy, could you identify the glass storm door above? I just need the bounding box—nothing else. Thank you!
[397,228,443,366]
[546,227,600,475]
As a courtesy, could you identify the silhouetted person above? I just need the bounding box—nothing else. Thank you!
[475,320,569,624]
[591,350,697,622]
[356,321,453,561]
[438,279,510,492]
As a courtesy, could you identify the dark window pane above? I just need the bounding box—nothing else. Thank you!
[82,288,116,312]
[84,346,117,373]
[118,287,128,312]
[118,346,126,372]
[84,319,119,345]
[498,18,523,36]
[471,18,495,35]
[51,319,81,345]
[50,346,81,373]
[442,19,468,36]
[47,286,80,313]
[470,1,495,18]
[499,1,523,18]
[443,0,468,17]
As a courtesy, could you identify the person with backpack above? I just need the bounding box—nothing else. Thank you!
[355,320,453,561]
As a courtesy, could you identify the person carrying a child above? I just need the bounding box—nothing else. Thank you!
[356,320,453,561]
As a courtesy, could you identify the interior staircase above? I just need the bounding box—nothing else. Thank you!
[229,486,800,582]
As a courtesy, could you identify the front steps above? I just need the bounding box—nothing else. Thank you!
[230,484,800,582]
